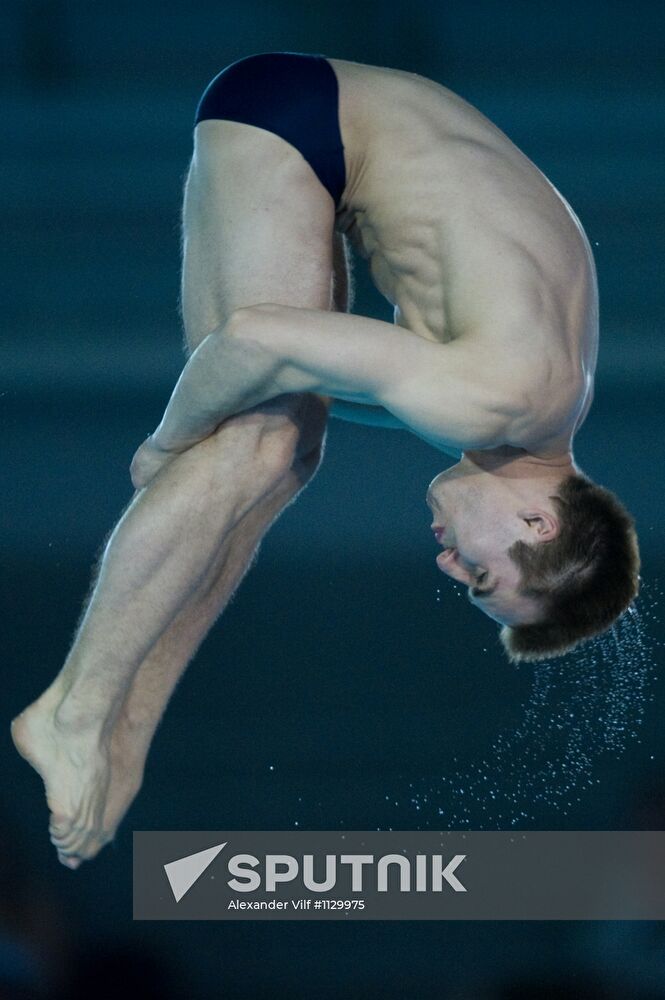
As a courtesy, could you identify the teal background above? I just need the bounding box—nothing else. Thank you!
[2,1,664,997]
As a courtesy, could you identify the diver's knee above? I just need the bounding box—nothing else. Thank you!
[250,392,329,475]
[179,394,328,490]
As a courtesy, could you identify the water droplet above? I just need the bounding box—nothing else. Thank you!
[388,581,658,830]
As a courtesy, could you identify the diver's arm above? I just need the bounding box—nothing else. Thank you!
[135,301,516,479]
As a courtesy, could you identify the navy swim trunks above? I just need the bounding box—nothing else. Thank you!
[193,51,347,209]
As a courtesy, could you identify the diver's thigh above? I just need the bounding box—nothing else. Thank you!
[180,119,335,354]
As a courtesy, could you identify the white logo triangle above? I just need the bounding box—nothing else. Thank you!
[164,842,227,902]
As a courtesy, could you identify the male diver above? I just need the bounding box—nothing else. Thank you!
[11,53,639,867]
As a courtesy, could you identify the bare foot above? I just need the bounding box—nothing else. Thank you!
[100,714,151,843]
[10,688,113,868]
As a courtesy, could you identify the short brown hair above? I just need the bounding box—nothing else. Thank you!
[500,473,640,662]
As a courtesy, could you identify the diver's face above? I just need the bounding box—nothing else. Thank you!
[426,461,545,627]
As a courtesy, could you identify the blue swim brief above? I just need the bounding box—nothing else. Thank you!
[193,51,347,209]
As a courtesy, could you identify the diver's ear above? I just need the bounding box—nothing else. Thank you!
[516,508,559,541]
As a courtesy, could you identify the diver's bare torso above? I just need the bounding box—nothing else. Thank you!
[327,56,598,454]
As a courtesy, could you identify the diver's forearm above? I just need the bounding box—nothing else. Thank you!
[151,325,284,453]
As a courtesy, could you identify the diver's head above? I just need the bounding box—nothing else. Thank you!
[426,450,640,661]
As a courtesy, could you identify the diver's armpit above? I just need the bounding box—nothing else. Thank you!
[329,399,406,429]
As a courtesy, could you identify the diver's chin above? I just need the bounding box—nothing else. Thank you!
[436,547,457,570]
[437,460,467,480]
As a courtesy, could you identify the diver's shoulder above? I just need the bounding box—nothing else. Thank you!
[505,376,586,454]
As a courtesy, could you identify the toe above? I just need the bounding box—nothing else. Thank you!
[49,816,71,838]
[50,823,78,848]
[51,825,91,856]
[57,851,82,870]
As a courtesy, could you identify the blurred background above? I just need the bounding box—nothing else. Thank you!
[2,1,664,996]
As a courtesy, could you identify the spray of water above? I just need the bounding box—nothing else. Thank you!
[391,580,660,830]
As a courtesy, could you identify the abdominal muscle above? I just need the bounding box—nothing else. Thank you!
[328,57,598,443]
